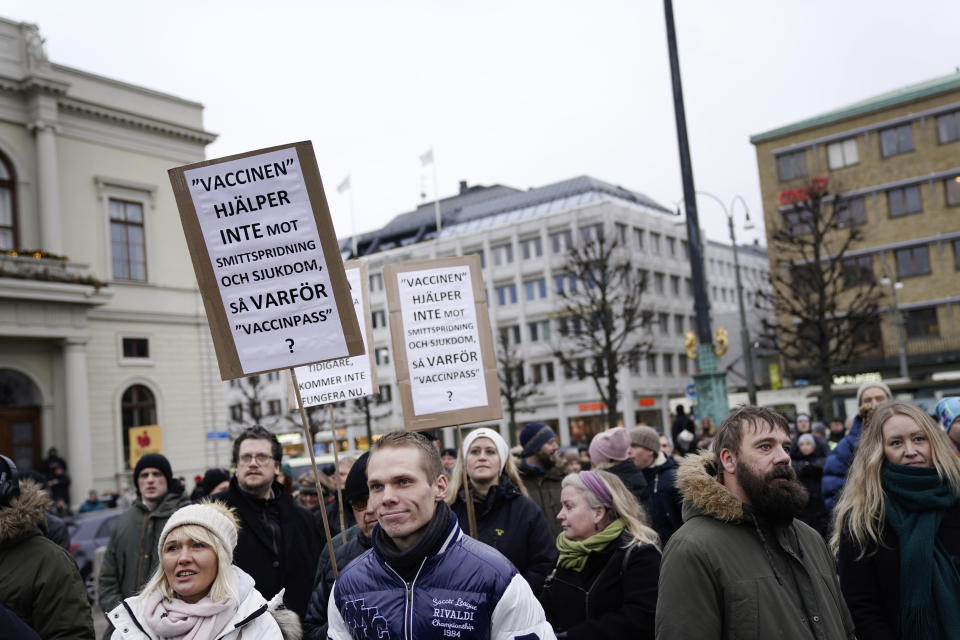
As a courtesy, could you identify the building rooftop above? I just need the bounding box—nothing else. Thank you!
[750,70,960,144]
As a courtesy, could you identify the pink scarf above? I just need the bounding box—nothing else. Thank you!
[141,590,236,640]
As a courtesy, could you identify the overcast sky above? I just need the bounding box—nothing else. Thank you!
[6,1,960,245]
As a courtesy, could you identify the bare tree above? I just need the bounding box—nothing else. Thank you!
[496,329,539,445]
[552,228,653,429]
[758,176,884,420]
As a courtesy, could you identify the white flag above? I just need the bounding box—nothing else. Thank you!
[337,175,351,194]
[419,148,433,166]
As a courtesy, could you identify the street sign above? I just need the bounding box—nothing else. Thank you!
[206,431,229,440]
[685,383,697,400]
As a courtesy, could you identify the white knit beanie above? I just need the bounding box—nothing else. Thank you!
[158,502,239,557]
[462,428,510,473]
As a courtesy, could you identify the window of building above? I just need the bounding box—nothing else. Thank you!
[904,306,939,338]
[580,223,603,244]
[524,278,547,301]
[378,384,392,403]
[551,230,572,254]
[685,277,693,297]
[666,237,676,257]
[842,255,874,288]
[121,384,157,469]
[492,244,513,266]
[528,320,550,342]
[781,209,813,235]
[827,138,859,169]
[936,110,960,144]
[880,123,914,157]
[374,346,390,366]
[520,237,542,259]
[895,245,931,278]
[532,362,555,384]
[465,249,485,268]
[670,275,680,297]
[681,240,689,259]
[558,316,583,336]
[654,272,665,295]
[0,154,17,250]
[887,185,922,217]
[647,353,657,375]
[266,372,279,382]
[852,317,882,351]
[554,274,576,295]
[499,325,521,346]
[663,353,674,375]
[954,239,960,269]
[369,273,384,292]
[229,404,243,422]
[650,232,661,254]
[496,283,518,305]
[679,353,689,375]
[777,150,807,181]
[945,177,960,206]
[267,399,281,416]
[615,223,627,245]
[122,337,150,359]
[110,199,147,281]
[658,312,669,335]
[837,196,867,227]
[371,309,387,329]
[633,228,644,250]
[674,314,685,334]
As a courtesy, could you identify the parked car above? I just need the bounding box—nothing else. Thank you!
[67,508,121,602]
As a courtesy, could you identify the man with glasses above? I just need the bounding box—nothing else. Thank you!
[213,424,320,619]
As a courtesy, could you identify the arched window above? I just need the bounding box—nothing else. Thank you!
[121,384,156,469]
[0,153,17,250]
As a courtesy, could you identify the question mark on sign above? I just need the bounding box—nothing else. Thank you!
[447,391,453,402]
[285,338,295,353]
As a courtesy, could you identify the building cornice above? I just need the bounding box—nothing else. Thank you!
[0,277,112,306]
[58,96,217,144]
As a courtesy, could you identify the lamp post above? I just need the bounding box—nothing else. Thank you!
[880,275,909,380]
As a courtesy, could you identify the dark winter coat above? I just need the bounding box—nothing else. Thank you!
[837,501,960,640]
[516,459,565,538]
[0,481,94,639]
[605,460,648,506]
[540,532,660,640]
[822,414,864,511]
[655,451,856,640]
[213,477,320,619]
[303,526,372,640]
[671,413,696,455]
[98,490,189,615]
[449,475,558,594]
[792,453,829,537]
[324,495,356,537]
[639,454,683,546]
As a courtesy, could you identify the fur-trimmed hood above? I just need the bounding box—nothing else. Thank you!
[675,451,744,523]
[0,480,50,545]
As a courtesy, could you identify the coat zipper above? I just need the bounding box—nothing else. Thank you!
[386,559,427,640]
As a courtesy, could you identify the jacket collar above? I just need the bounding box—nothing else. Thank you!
[0,481,48,545]
[676,451,744,523]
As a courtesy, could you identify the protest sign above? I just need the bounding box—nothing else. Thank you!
[128,425,163,470]
[288,260,378,408]
[169,141,363,379]
[384,255,502,431]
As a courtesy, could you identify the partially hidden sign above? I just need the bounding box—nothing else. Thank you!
[289,260,378,407]
[169,141,363,379]
[384,255,502,431]
[128,425,163,470]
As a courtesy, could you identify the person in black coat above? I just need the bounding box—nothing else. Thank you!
[304,453,374,640]
[540,469,661,640]
[671,405,696,456]
[589,427,647,506]
[446,428,557,595]
[212,425,320,619]
[792,434,829,537]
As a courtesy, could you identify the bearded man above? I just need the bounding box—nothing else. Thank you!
[655,406,856,640]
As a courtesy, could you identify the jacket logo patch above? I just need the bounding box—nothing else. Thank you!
[342,598,389,639]
[495,528,504,536]
[431,597,477,637]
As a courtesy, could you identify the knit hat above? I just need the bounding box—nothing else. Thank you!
[857,380,892,405]
[935,397,960,434]
[798,434,816,448]
[629,426,661,453]
[519,422,557,458]
[589,427,630,465]
[133,453,173,496]
[158,502,239,557]
[199,468,230,495]
[796,413,811,423]
[343,452,370,505]
[462,428,510,473]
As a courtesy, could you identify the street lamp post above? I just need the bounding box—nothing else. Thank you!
[880,275,909,380]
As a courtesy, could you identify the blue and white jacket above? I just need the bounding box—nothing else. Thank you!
[327,513,555,640]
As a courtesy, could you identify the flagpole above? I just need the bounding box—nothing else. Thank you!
[430,147,442,234]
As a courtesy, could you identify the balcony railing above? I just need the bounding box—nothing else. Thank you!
[0,252,105,289]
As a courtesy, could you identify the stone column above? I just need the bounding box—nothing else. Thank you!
[62,338,93,506]
[32,122,62,254]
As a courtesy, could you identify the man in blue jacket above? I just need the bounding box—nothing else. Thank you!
[821,380,892,512]
[327,430,555,640]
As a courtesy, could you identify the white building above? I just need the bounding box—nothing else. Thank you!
[227,176,771,450]
[0,18,222,503]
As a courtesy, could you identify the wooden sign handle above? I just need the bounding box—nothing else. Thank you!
[456,425,478,538]
[329,403,348,544]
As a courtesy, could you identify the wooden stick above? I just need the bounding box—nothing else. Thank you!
[329,403,348,544]
[456,425,478,539]
[290,368,338,578]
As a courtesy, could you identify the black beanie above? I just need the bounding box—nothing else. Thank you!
[199,468,230,494]
[133,453,173,496]
[342,452,369,505]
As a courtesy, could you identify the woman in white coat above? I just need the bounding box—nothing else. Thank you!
[107,501,300,639]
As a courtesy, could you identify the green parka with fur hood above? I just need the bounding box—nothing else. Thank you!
[655,452,856,640]
[0,480,94,639]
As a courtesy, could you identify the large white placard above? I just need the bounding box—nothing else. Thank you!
[293,265,376,406]
[183,148,349,373]
[397,265,488,415]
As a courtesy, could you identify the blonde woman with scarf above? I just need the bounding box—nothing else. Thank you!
[107,501,300,639]
[539,470,660,640]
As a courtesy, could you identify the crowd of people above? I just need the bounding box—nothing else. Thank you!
[3,382,960,639]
